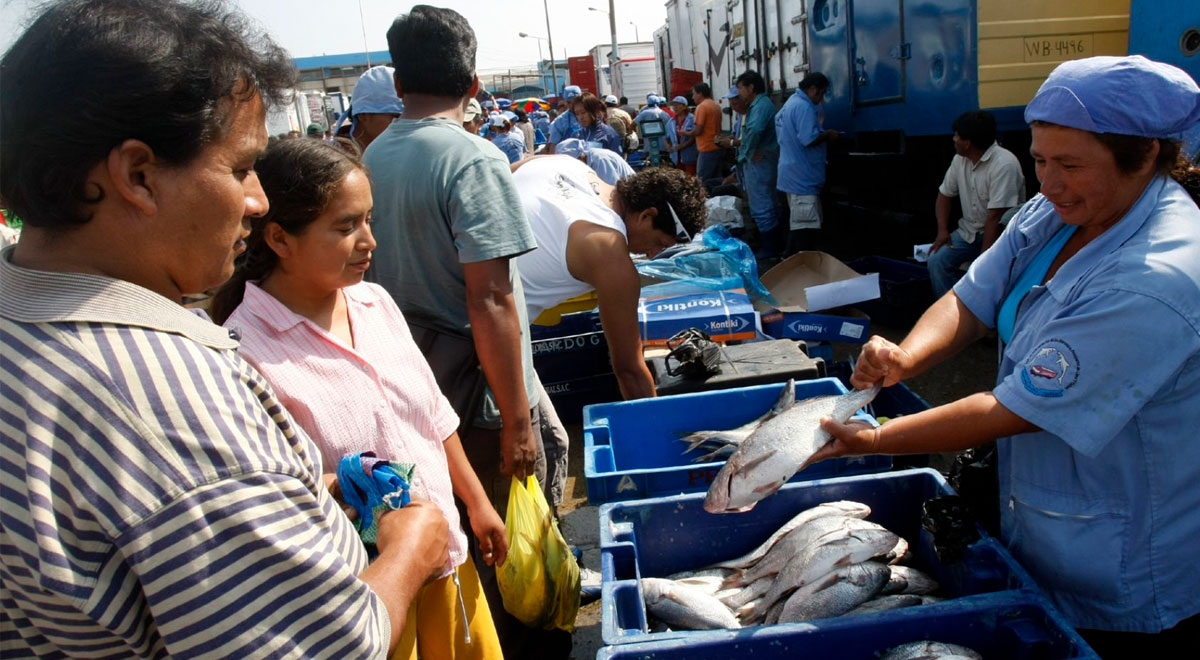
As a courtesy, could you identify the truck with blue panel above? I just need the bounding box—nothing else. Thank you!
[656,0,1200,257]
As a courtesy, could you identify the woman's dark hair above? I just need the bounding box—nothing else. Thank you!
[952,111,997,149]
[209,138,367,324]
[735,70,766,95]
[1094,135,1200,206]
[388,5,476,99]
[0,0,295,230]
[616,167,708,238]
[575,93,607,120]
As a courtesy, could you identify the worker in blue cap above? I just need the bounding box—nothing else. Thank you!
[813,55,1200,656]
[546,85,583,153]
[347,65,404,151]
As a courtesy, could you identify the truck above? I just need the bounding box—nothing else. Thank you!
[652,0,1200,257]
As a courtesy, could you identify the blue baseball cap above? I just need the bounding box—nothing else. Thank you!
[502,110,518,122]
[555,138,587,158]
[351,66,404,116]
[724,86,739,99]
[563,85,582,100]
[1025,55,1200,139]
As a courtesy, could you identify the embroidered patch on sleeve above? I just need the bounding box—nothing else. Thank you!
[1020,339,1079,398]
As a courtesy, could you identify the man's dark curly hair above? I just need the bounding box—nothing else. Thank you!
[615,167,707,239]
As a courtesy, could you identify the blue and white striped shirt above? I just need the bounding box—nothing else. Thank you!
[0,247,388,659]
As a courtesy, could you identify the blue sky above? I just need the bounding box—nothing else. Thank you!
[0,0,668,72]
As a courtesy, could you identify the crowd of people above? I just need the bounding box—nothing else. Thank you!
[3,0,1200,659]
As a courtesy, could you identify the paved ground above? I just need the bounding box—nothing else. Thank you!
[553,315,999,658]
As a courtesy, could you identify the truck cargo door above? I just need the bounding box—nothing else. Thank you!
[849,0,907,105]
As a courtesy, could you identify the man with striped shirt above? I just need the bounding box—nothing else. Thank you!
[0,1,448,657]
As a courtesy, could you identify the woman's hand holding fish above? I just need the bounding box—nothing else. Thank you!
[804,418,882,468]
[851,336,912,390]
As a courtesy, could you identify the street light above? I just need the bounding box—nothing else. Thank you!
[519,31,556,97]
[629,21,640,42]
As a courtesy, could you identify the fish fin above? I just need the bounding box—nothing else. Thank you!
[769,379,796,416]
[751,479,785,496]
[739,450,778,472]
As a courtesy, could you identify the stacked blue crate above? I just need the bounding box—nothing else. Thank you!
[596,469,1095,658]
[582,379,890,504]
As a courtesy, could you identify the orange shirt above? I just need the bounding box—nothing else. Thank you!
[693,98,721,152]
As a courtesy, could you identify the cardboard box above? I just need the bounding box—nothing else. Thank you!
[757,252,880,343]
[638,288,758,346]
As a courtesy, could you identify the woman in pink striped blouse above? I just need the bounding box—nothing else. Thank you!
[211,138,505,660]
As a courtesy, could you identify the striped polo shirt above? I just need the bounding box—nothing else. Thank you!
[0,247,388,658]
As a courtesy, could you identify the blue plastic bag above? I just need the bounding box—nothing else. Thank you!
[636,225,776,304]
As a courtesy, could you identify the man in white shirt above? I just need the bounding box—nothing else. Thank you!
[929,110,1026,297]
[511,157,706,399]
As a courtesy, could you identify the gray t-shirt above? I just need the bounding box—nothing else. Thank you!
[364,116,540,425]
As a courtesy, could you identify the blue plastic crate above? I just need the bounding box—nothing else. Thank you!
[545,373,622,424]
[599,469,1047,646]
[582,378,889,504]
[532,330,611,384]
[596,592,1098,659]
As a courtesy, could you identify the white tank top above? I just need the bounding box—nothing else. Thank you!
[514,156,627,319]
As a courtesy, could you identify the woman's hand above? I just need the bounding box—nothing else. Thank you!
[852,335,914,389]
[469,501,509,567]
[802,418,882,469]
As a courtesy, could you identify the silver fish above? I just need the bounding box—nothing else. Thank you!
[708,500,872,573]
[734,516,888,586]
[748,526,898,621]
[776,560,891,623]
[641,577,741,630]
[679,380,796,462]
[879,641,983,660]
[720,573,773,609]
[665,567,735,583]
[843,593,925,617]
[704,384,881,513]
[880,565,940,595]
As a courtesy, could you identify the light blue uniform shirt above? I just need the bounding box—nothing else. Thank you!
[549,111,582,144]
[584,148,635,184]
[954,176,1200,632]
[775,91,825,195]
[493,130,526,163]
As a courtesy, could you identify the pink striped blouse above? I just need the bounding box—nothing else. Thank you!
[224,281,466,573]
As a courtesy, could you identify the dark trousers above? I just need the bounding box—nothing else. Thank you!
[696,149,722,185]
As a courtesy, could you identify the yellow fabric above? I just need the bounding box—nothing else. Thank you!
[392,558,502,660]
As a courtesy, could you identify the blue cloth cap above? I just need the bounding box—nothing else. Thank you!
[556,138,587,158]
[671,95,688,106]
[724,86,739,99]
[563,85,582,100]
[351,66,404,116]
[1025,55,1200,139]
[502,110,518,122]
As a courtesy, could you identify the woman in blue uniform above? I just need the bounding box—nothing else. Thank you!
[812,56,1200,657]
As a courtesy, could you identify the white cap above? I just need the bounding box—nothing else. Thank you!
[604,94,619,105]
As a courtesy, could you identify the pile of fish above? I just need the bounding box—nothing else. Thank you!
[641,500,942,631]
[880,641,982,660]
[677,379,882,513]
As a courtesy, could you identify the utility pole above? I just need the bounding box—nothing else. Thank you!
[544,0,559,95]
[608,0,620,65]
